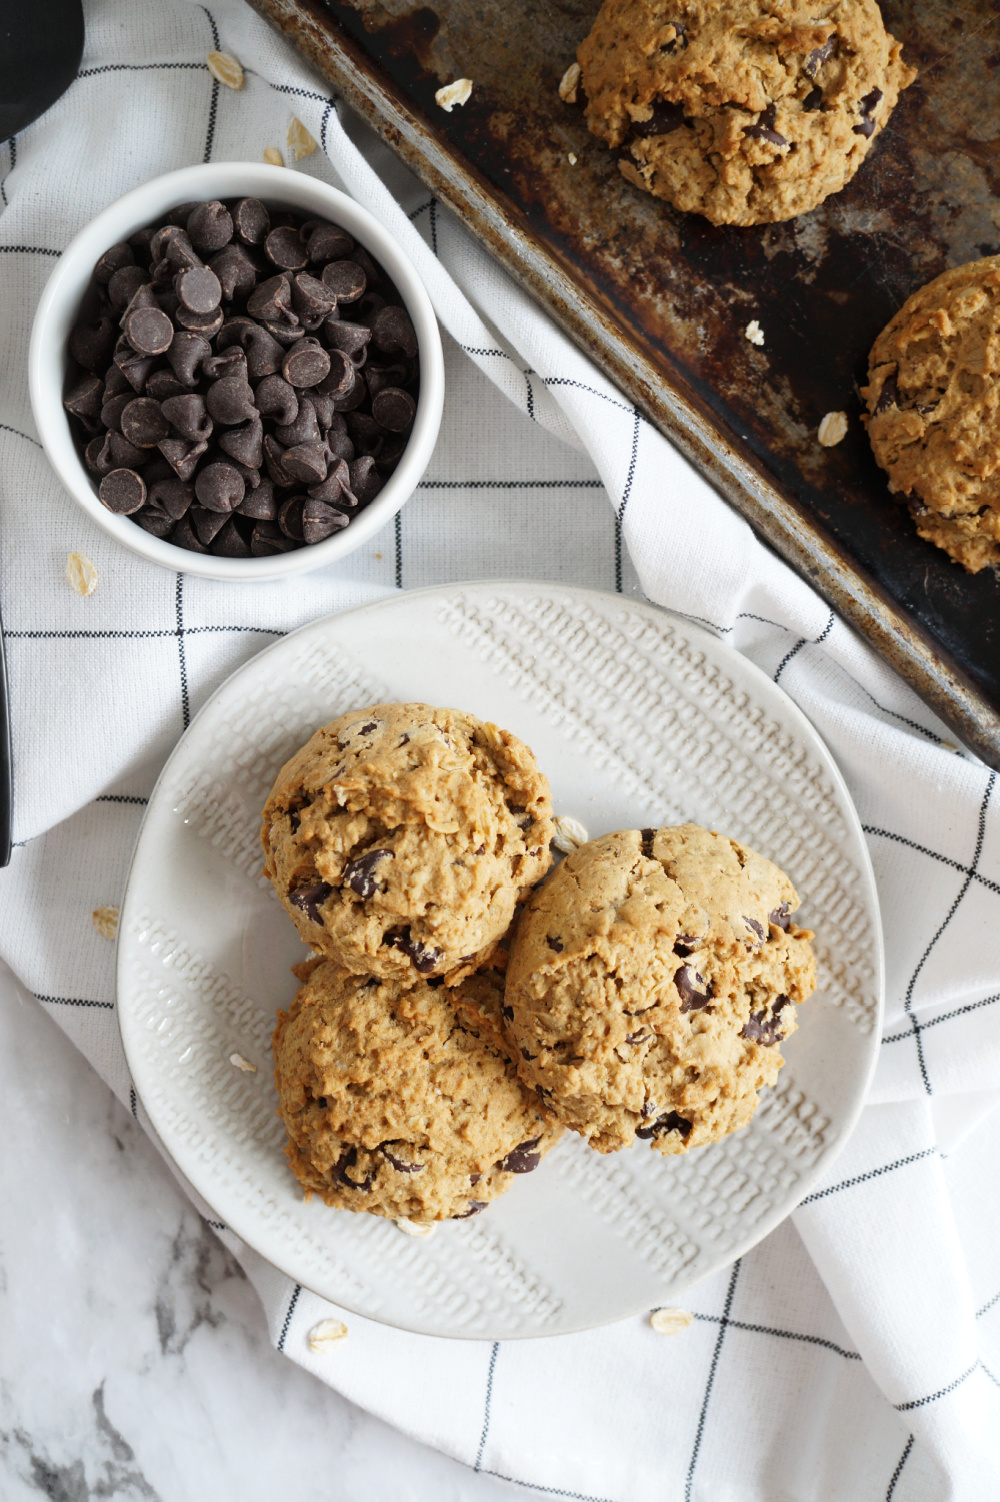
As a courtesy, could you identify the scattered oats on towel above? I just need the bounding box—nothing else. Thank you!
[817,411,849,447]
[206,51,244,90]
[263,147,283,166]
[308,1318,348,1351]
[288,117,318,161]
[66,552,98,596]
[568,151,578,165]
[435,78,473,112]
[92,906,119,940]
[229,1052,257,1073]
[744,319,765,347]
[395,1218,437,1239]
[650,1307,694,1335]
[552,814,589,854]
[558,62,581,103]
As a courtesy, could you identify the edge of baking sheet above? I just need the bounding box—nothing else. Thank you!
[244,0,1000,769]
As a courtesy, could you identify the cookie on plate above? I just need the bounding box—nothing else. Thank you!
[272,960,564,1222]
[576,0,915,226]
[503,824,817,1154]
[261,703,553,982]
[862,255,1000,573]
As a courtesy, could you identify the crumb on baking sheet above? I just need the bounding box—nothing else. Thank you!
[745,320,764,347]
[817,411,849,447]
[435,79,473,112]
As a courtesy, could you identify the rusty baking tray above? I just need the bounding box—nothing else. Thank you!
[247,0,1000,766]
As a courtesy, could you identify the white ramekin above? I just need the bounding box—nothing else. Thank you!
[29,162,444,580]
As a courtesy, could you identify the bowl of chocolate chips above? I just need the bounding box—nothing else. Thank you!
[29,162,444,578]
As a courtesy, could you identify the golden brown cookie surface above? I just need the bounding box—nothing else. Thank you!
[503,825,817,1154]
[577,0,915,226]
[261,703,553,981]
[862,256,1000,573]
[272,962,563,1222]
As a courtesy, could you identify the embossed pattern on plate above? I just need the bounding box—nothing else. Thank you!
[117,583,883,1339]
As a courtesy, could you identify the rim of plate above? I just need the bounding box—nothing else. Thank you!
[116,581,885,1338]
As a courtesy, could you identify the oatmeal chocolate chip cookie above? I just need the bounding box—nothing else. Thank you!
[861,256,1000,573]
[272,961,564,1221]
[262,703,553,981]
[503,824,817,1154]
[576,0,915,226]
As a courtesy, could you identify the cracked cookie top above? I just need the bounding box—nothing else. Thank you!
[502,824,817,1154]
[862,255,1000,573]
[261,702,553,982]
[273,960,564,1222]
[577,0,915,225]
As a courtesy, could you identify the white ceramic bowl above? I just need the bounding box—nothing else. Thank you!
[29,162,444,580]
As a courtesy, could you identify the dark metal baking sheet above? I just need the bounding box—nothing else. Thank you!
[247,0,1000,765]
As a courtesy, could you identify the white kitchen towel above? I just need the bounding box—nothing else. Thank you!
[0,2,998,1498]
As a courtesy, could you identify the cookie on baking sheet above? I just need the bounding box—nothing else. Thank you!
[503,824,817,1154]
[261,703,553,982]
[862,255,1000,573]
[272,960,564,1222]
[576,0,915,226]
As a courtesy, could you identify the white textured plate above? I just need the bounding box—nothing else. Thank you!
[118,583,883,1339]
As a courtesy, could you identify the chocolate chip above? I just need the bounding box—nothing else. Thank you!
[247,272,296,324]
[854,86,883,137]
[250,520,297,555]
[380,1144,424,1173]
[496,1137,542,1173]
[875,373,898,414]
[194,461,244,512]
[290,271,337,324]
[372,386,415,432]
[803,85,823,111]
[210,517,252,557]
[743,915,766,942]
[134,508,175,539]
[166,331,211,387]
[675,964,711,1012]
[69,316,117,372]
[63,374,104,428]
[186,200,233,254]
[769,903,791,931]
[307,222,354,262]
[520,1045,536,1061]
[640,827,656,856]
[632,99,688,137]
[120,397,169,448]
[124,305,174,357]
[673,934,699,956]
[322,259,366,303]
[743,102,788,146]
[332,1145,377,1192]
[161,393,213,443]
[95,243,135,284]
[741,996,789,1046]
[283,338,331,388]
[233,197,270,245]
[278,493,306,540]
[452,1200,488,1219]
[317,349,357,400]
[108,432,146,468]
[636,1110,692,1141]
[371,304,418,359]
[107,264,149,312]
[344,847,393,897]
[169,514,208,553]
[189,504,229,546]
[347,455,383,506]
[158,436,208,481]
[147,478,194,520]
[209,243,258,301]
[218,414,263,469]
[805,38,835,76]
[546,935,564,953]
[501,1003,514,1022]
[289,879,334,923]
[283,441,329,485]
[302,497,349,543]
[325,319,372,364]
[237,477,277,520]
[99,468,146,514]
[275,396,320,448]
[383,926,442,973]
[265,225,309,271]
[207,376,256,425]
[175,265,223,316]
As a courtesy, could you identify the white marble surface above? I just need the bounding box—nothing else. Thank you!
[0,965,522,1501]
